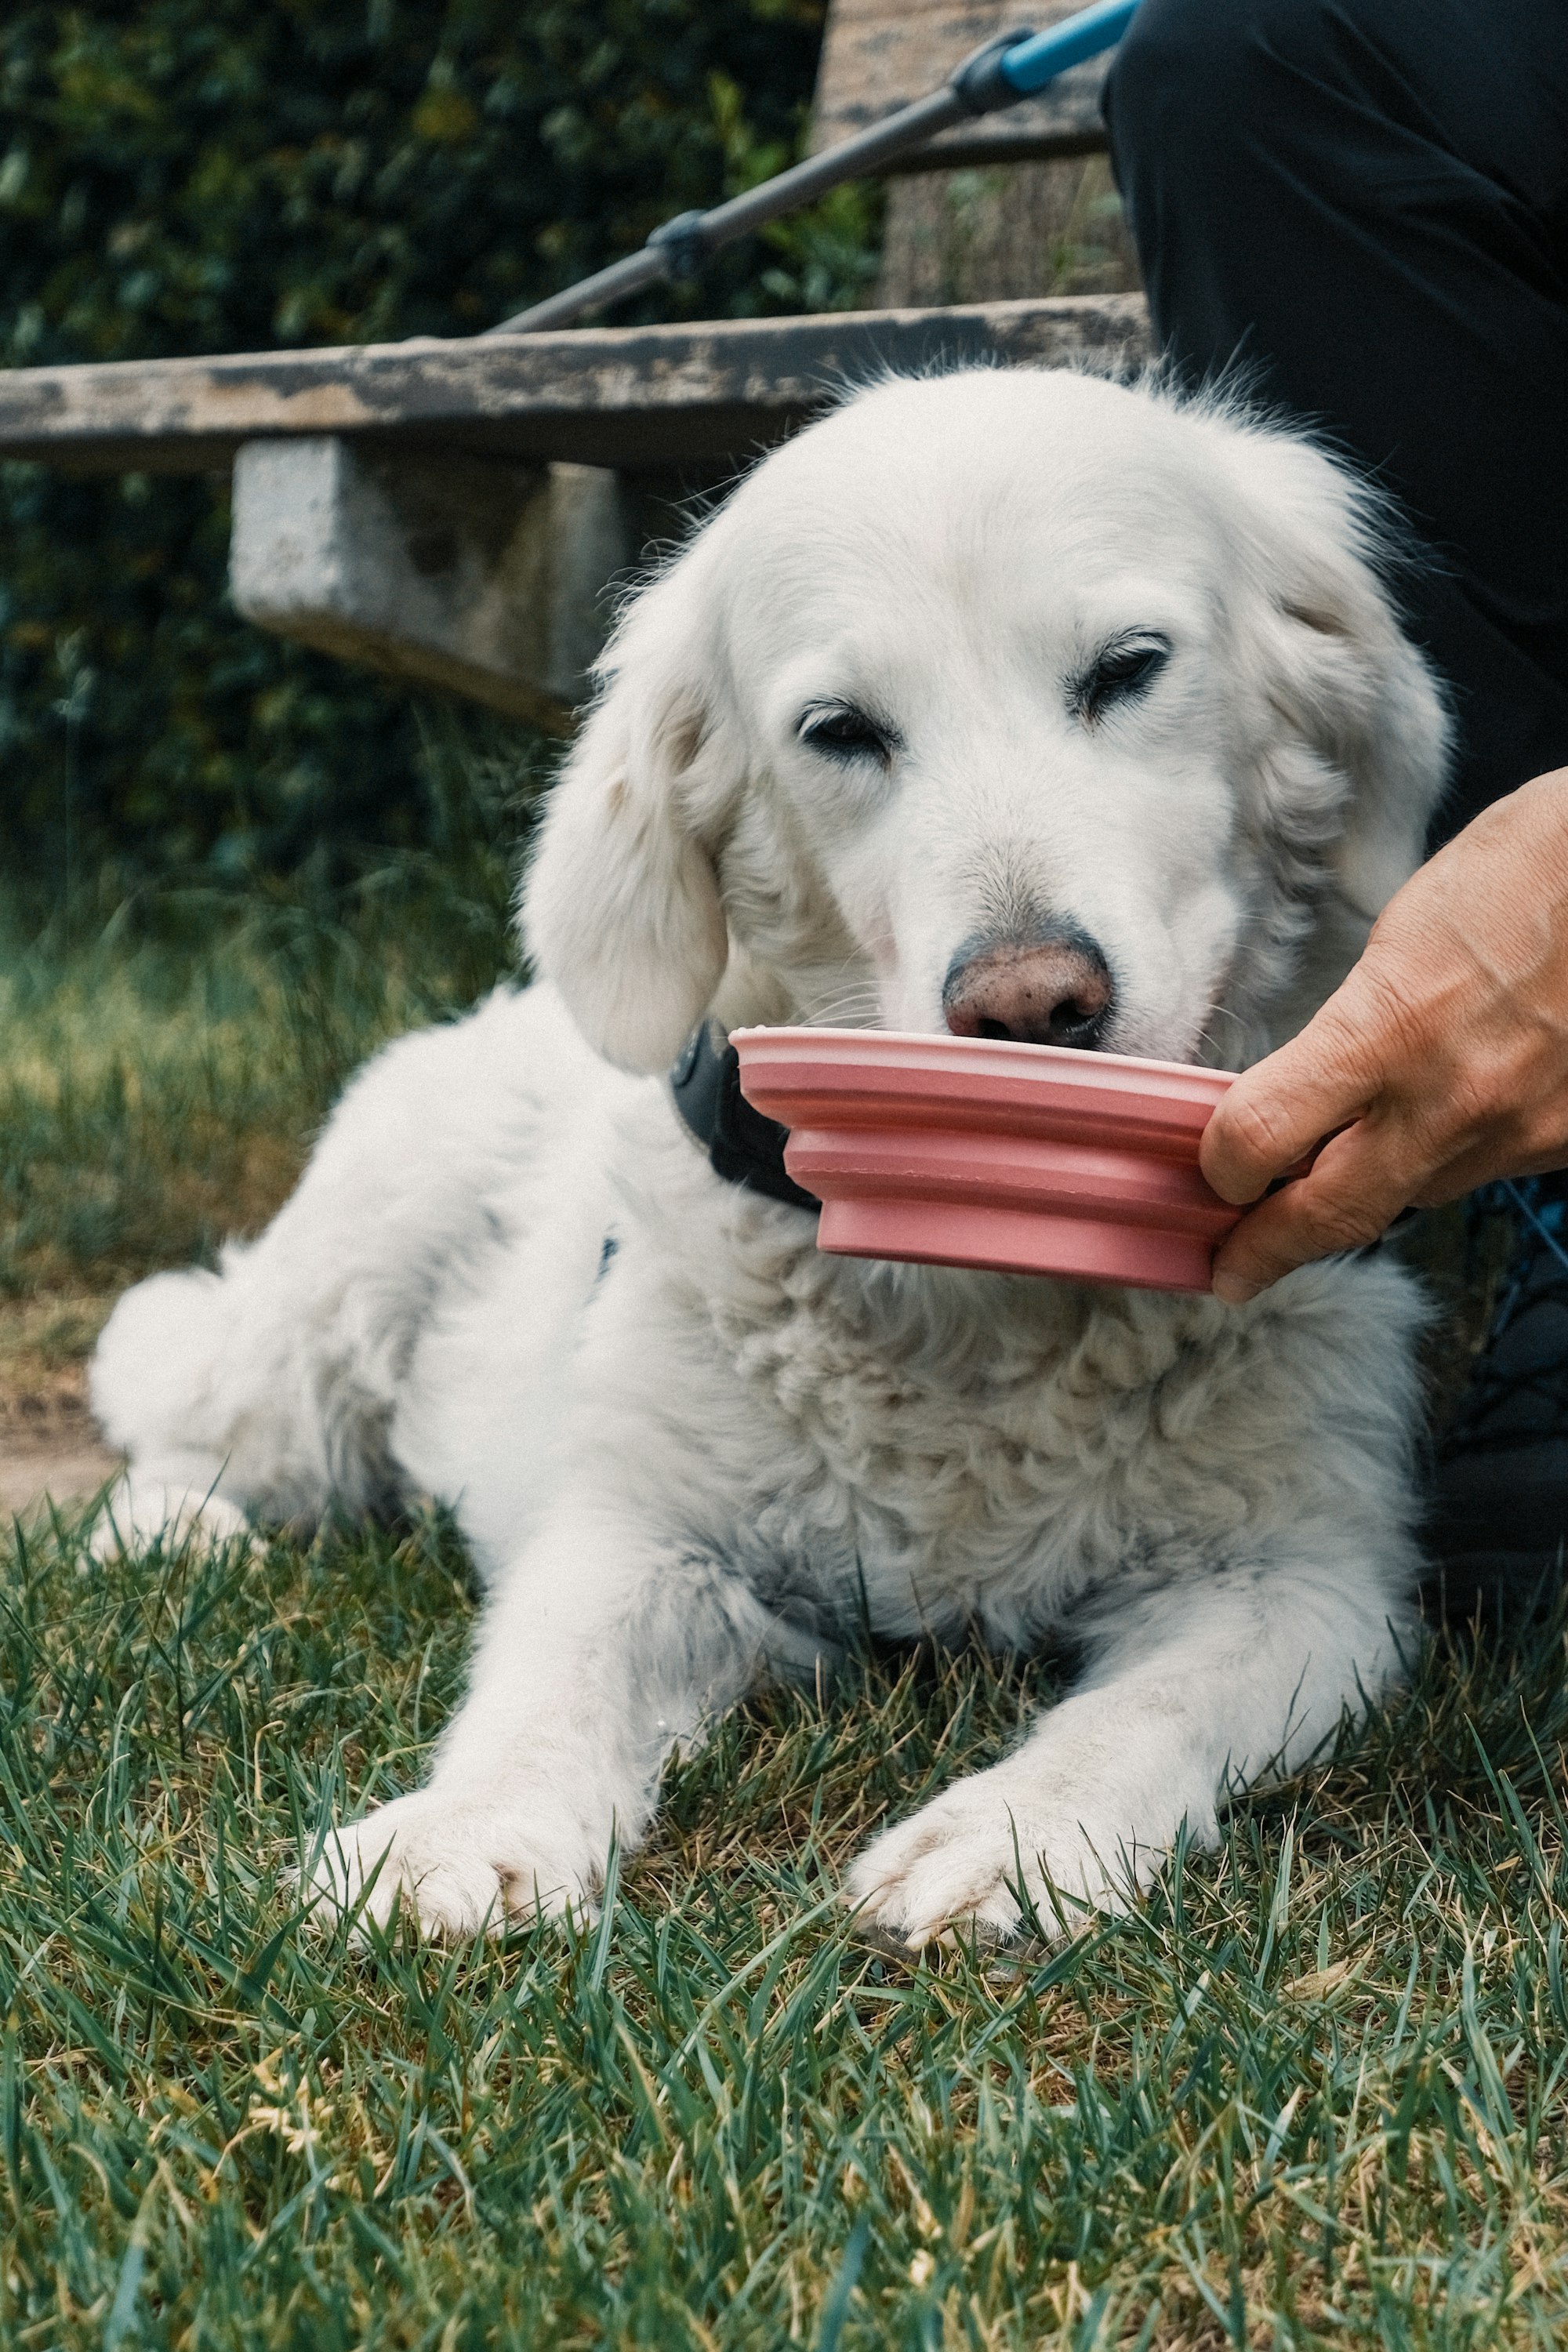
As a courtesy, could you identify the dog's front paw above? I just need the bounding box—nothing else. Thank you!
[845,1764,1154,1950]
[89,1476,256,1563]
[307,1787,602,1941]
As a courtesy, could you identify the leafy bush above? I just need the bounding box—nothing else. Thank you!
[0,0,874,891]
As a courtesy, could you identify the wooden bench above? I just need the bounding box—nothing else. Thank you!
[0,2,1147,728]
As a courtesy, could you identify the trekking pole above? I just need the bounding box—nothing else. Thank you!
[487,0,1140,337]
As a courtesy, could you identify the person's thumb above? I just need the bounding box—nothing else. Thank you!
[1200,1002,1381,1205]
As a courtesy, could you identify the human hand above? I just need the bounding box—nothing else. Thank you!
[1201,766,1568,1302]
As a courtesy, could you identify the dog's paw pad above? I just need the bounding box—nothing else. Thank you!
[846,1778,1120,1951]
[307,1792,597,1943]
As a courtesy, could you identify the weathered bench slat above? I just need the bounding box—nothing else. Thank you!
[0,295,1149,476]
[812,0,1112,169]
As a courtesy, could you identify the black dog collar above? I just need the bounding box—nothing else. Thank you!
[669,1025,821,1214]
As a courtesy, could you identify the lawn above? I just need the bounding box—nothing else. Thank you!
[3,857,1568,2348]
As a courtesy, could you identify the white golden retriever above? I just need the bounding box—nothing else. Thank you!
[92,368,1450,1946]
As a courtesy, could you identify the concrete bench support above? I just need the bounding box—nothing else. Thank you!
[230,439,637,731]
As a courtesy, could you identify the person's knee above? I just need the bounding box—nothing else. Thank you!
[1106,0,1276,155]
[1105,0,1354,160]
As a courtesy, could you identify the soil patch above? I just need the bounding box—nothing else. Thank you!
[0,1290,122,1521]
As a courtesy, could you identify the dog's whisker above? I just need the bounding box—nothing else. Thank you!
[797,975,887,1029]
[806,1000,884,1030]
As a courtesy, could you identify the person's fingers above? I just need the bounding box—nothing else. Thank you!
[1207,1121,1417,1302]
[1200,1000,1384,1206]
[1198,770,1568,1285]
[1211,1066,1568,1299]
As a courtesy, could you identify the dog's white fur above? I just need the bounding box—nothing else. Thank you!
[92,369,1449,1945]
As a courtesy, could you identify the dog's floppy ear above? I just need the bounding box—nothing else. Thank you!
[522,552,731,1074]
[1220,422,1452,918]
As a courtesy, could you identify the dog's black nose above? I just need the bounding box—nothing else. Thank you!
[943,933,1114,1050]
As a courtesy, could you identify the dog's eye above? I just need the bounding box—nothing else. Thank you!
[797,703,897,766]
[1071,634,1171,725]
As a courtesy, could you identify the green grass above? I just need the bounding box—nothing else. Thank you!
[0,854,517,1305]
[4,866,1568,2347]
[6,1512,1568,2348]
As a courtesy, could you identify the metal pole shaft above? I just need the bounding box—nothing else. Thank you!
[485,1,1140,339]
[485,246,670,338]
[486,83,966,338]
[671,83,966,253]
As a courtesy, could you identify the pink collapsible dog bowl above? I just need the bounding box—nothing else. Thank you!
[730,1027,1240,1293]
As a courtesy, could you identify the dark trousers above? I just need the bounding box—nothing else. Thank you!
[1104,0,1568,844]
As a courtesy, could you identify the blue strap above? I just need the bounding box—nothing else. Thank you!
[999,0,1141,95]
[1502,1178,1568,1281]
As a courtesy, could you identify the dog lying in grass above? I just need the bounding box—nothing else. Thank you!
[92,367,1449,1946]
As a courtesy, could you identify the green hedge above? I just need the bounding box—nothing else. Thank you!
[0,0,877,890]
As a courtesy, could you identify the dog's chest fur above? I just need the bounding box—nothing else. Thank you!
[586,1109,1376,1646]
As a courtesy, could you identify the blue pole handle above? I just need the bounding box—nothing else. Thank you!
[998,0,1140,94]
